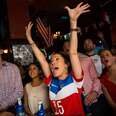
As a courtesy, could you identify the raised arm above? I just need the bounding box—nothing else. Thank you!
[25,22,51,77]
[65,2,90,79]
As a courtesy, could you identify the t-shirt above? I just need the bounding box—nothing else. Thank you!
[44,74,85,116]
[25,83,49,114]
[90,54,103,77]
[100,73,116,103]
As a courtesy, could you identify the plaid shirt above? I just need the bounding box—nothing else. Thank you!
[0,61,23,110]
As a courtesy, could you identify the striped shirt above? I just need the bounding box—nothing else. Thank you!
[0,61,23,110]
[79,54,103,102]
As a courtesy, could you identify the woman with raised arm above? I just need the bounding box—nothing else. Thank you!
[26,2,90,116]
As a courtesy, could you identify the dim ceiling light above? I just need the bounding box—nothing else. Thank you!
[3,49,8,54]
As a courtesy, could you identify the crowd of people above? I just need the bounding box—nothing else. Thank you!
[0,2,116,116]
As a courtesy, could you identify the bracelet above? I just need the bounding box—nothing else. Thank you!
[30,42,35,46]
[70,28,78,31]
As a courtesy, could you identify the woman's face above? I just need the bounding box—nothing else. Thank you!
[28,64,39,79]
[100,50,114,68]
[50,53,68,78]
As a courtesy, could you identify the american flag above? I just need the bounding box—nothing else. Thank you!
[36,17,53,48]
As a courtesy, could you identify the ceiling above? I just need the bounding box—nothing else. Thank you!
[27,0,113,33]
[28,0,111,14]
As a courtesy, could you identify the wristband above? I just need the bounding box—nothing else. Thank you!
[30,42,35,46]
[70,28,78,31]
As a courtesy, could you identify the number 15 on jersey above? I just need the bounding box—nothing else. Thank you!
[53,100,64,115]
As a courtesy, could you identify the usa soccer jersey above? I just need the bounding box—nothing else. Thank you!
[44,74,85,116]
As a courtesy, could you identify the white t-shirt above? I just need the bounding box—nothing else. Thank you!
[25,82,49,114]
[90,54,103,77]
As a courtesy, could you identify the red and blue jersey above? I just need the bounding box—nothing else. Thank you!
[44,74,85,116]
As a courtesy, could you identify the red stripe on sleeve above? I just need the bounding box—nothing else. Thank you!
[43,75,52,85]
[71,70,84,82]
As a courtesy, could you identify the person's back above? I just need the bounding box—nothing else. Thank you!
[0,47,23,115]
[0,57,23,115]
[0,62,23,98]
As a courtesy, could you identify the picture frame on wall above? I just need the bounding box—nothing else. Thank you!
[12,44,34,66]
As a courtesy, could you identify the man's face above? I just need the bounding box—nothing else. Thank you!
[84,39,95,52]
[63,41,70,55]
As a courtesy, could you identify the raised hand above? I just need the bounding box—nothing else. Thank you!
[65,2,90,22]
[25,22,33,44]
[25,22,51,78]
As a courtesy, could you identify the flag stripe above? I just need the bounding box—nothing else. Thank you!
[38,18,48,35]
[36,17,53,47]
[37,22,49,47]
[36,18,49,47]
[37,18,48,39]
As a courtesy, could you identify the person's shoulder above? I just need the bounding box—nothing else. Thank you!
[41,82,48,87]
[79,53,91,62]
[92,54,100,58]
[5,61,17,66]
[79,52,89,58]
[25,82,31,89]
[3,61,15,67]
[25,83,32,93]
[7,62,20,70]
[91,54,101,62]
[79,53,92,63]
